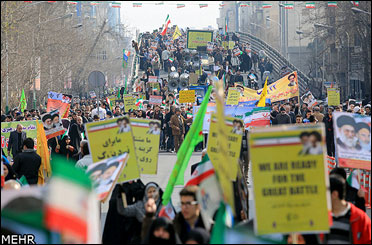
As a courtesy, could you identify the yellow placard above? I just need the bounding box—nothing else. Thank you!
[208,114,243,181]
[236,71,299,102]
[85,117,140,183]
[207,77,236,215]
[228,41,235,50]
[131,118,160,175]
[179,90,196,104]
[222,41,228,50]
[249,124,331,235]
[123,95,136,112]
[187,30,213,49]
[327,88,340,106]
[226,88,240,105]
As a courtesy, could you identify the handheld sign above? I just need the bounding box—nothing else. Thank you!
[249,124,331,235]
[179,90,196,104]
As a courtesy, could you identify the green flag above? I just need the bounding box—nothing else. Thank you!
[117,87,121,99]
[124,77,127,95]
[19,175,29,186]
[162,86,213,205]
[20,89,27,112]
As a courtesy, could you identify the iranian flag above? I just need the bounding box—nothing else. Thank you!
[177,4,185,8]
[44,157,93,242]
[284,3,294,9]
[306,2,315,8]
[347,170,361,190]
[244,107,271,129]
[135,98,144,108]
[262,3,272,8]
[133,2,142,7]
[328,1,337,7]
[67,1,78,5]
[161,14,171,36]
[240,3,250,7]
[90,2,99,6]
[219,4,225,7]
[159,199,176,220]
[352,1,359,6]
[186,155,215,186]
[199,4,208,8]
[111,2,121,8]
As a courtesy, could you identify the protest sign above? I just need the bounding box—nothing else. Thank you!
[249,124,331,235]
[47,91,72,118]
[207,41,214,52]
[208,114,243,181]
[86,153,129,202]
[333,112,371,170]
[148,76,158,83]
[89,91,97,99]
[179,90,196,103]
[149,95,162,105]
[236,71,299,102]
[233,46,242,56]
[222,41,229,50]
[1,121,38,157]
[301,91,317,108]
[226,88,240,105]
[228,41,235,50]
[85,117,140,183]
[41,111,67,140]
[186,30,213,49]
[123,95,136,112]
[131,118,161,174]
[327,88,340,106]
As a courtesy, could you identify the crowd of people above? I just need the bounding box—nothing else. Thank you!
[1,26,371,244]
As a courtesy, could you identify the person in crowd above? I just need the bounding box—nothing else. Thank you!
[330,168,366,212]
[165,106,175,152]
[185,228,210,244]
[276,107,291,125]
[117,182,163,239]
[75,140,92,170]
[142,217,181,244]
[251,51,259,72]
[7,124,27,159]
[270,104,279,125]
[91,102,107,120]
[69,116,83,151]
[327,174,371,244]
[320,109,333,157]
[285,104,296,124]
[313,106,324,123]
[170,108,193,153]
[12,138,41,185]
[57,135,78,162]
[3,161,17,181]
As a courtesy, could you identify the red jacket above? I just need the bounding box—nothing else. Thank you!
[349,203,371,244]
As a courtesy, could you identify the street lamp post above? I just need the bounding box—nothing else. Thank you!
[296,30,303,70]
[266,17,282,53]
[32,13,73,109]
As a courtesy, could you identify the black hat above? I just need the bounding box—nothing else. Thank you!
[51,113,59,120]
[356,122,370,133]
[42,114,52,122]
[336,115,356,129]
[280,107,286,112]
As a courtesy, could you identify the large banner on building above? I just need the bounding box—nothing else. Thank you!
[1,121,38,157]
[249,124,331,235]
[85,117,140,183]
[333,112,371,170]
[186,30,213,49]
[235,71,299,102]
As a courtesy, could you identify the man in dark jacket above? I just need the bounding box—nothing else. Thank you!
[323,107,335,156]
[12,138,41,185]
[7,124,27,159]
[173,186,206,243]
[276,107,291,125]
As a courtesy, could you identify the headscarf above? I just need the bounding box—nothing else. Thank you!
[59,135,71,156]
[142,217,181,244]
[185,228,210,244]
[4,162,17,181]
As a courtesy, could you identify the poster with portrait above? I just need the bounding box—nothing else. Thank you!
[333,112,371,170]
[131,118,161,175]
[47,91,72,118]
[85,116,140,183]
[301,91,317,108]
[249,124,330,235]
[86,153,129,202]
[41,110,66,140]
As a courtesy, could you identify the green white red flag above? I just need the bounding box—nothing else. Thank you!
[306,2,315,8]
[161,14,171,36]
[186,154,215,186]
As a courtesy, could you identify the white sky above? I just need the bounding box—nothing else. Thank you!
[120,1,221,35]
